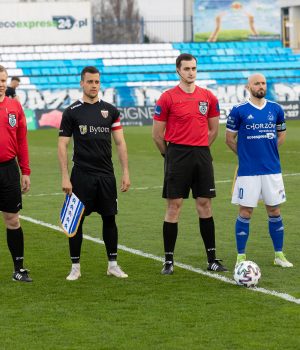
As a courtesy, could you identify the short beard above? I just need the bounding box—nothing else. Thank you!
[252,89,266,99]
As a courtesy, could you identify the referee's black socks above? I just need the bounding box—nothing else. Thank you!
[199,217,216,263]
[7,227,24,271]
[163,221,178,263]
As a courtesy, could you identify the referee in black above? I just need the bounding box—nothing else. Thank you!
[58,66,130,280]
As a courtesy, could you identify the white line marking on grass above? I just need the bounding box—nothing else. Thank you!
[26,192,62,197]
[20,214,300,305]
[25,173,300,198]
[283,173,300,177]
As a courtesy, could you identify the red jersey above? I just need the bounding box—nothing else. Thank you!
[0,96,30,175]
[153,85,220,146]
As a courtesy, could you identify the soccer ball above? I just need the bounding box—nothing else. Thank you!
[234,260,261,288]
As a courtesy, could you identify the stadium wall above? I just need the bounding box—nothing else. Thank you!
[280,0,300,49]
[21,86,300,130]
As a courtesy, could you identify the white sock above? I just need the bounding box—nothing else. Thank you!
[108,260,117,268]
[72,263,80,270]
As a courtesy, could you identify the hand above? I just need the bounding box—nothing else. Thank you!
[120,173,130,192]
[62,176,72,195]
[21,175,30,193]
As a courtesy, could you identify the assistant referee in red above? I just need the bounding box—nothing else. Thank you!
[152,54,227,274]
[0,65,32,282]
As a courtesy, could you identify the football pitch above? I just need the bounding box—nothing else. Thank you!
[0,122,299,349]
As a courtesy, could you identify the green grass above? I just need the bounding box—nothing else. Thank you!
[0,121,300,349]
[194,30,276,41]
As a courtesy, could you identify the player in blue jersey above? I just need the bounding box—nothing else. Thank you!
[225,73,293,268]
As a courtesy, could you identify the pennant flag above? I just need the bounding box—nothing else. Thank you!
[60,192,85,237]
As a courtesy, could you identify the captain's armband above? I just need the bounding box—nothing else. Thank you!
[276,122,286,132]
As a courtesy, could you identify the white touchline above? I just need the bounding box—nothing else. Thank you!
[20,214,300,305]
[25,173,300,197]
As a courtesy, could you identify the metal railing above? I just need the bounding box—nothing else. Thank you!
[93,17,193,44]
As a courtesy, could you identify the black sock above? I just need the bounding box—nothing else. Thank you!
[163,221,178,264]
[69,218,84,264]
[7,227,24,271]
[102,215,118,261]
[199,217,216,263]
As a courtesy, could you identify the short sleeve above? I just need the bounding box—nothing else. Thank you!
[153,92,171,122]
[207,90,220,118]
[111,106,122,131]
[59,108,73,137]
[276,104,286,132]
[226,106,240,132]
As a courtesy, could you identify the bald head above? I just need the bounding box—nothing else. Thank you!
[247,73,266,85]
[247,73,267,100]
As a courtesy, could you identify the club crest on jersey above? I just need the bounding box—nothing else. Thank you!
[79,125,87,135]
[8,113,16,127]
[199,102,208,115]
[101,110,109,118]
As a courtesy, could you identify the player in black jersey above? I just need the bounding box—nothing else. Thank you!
[58,66,130,280]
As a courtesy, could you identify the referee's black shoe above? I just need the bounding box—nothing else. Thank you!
[161,261,174,275]
[12,269,33,282]
[207,259,228,272]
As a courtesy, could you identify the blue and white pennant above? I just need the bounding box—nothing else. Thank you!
[60,192,85,237]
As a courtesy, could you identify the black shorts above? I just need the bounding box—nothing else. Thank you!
[0,158,22,213]
[163,144,216,199]
[71,166,118,216]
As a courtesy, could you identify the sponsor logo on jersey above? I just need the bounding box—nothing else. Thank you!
[70,103,82,110]
[8,113,16,127]
[247,114,254,120]
[90,126,110,134]
[101,110,109,118]
[154,105,161,116]
[266,132,275,139]
[245,122,276,130]
[79,125,87,135]
[246,133,275,140]
[199,102,208,115]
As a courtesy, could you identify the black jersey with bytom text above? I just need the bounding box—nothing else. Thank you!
[59,99,122,175]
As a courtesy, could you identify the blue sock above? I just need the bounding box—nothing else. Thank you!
[235,216,250,254]
[268,216,284,252]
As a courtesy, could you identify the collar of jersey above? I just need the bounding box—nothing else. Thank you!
[79,98,102,104]
[247,98,267,110]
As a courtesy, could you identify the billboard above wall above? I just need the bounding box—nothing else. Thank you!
[0,1,92,45]
[193,0,281,42]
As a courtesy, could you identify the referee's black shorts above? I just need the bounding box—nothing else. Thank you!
[71,166,118,216]
[163,143,216,199]
[0,158,22,213]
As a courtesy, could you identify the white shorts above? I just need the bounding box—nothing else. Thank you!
[232,174,286,207]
